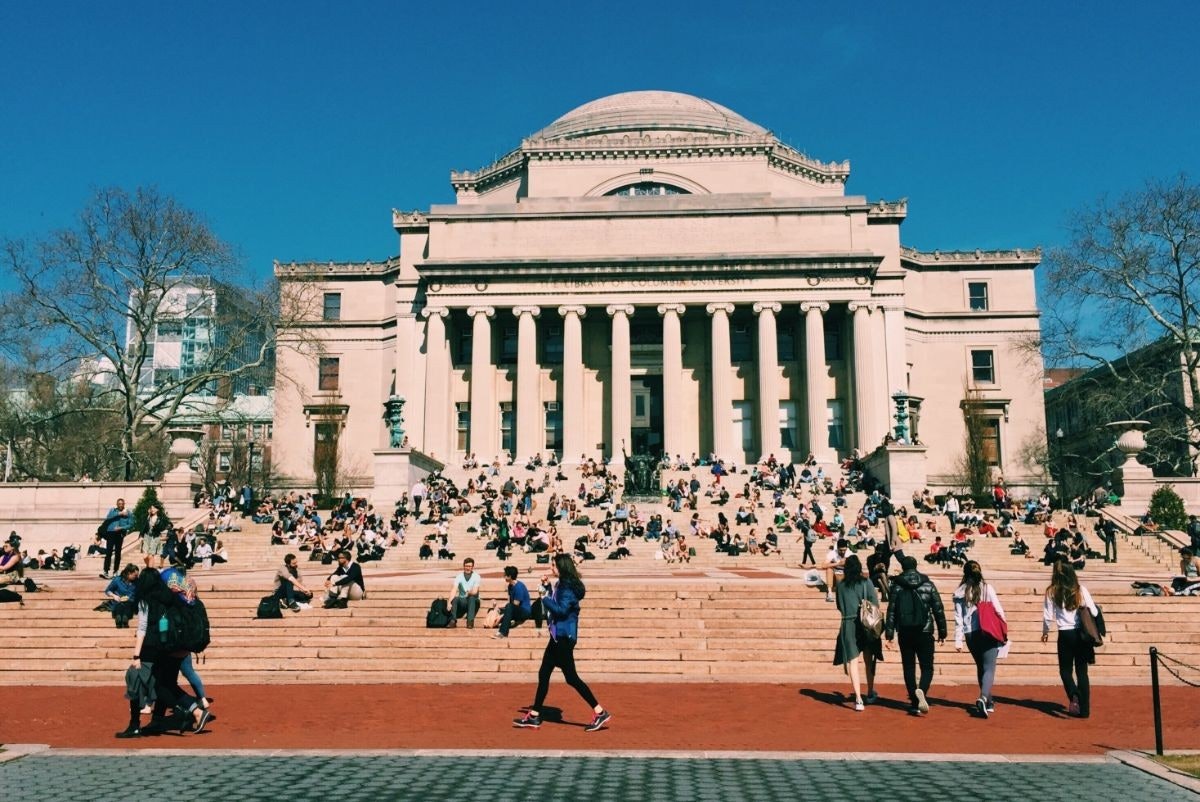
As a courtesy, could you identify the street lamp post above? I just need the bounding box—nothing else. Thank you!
[247,438,256,493]
[1055,427,1065,506]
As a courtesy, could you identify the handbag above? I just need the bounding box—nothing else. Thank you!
[976,585,1008,645]
[1079,604,1104,647]
[858,597,884,639]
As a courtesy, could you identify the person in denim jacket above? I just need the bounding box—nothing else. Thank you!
[513,554,612,732]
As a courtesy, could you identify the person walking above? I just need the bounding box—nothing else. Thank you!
[1041,560,1098,718]
[833,554,882,711]
[99,498,134,579]
[885,555,947,715]
[953,560,1007,718]
[513,553,612,732]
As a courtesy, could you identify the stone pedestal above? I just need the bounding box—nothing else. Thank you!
[372,448,445,511]
[861,444,928,504]
[1110,420,1155,515]
[161,430,202,521]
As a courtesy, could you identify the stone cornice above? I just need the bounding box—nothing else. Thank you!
[867,199,908,222]
[392,209,430,231]
[448,133,850,194]
[274,257,400,280]
[900,245,1042,270]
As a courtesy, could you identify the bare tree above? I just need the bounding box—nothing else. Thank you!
[1039,174,1200,475]
[0,187,310,480]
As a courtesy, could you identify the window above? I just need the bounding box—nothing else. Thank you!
[266,424,274,439]
[500,326,518,364]
[971,350,995,384]
[778,329,796,362]
[156,320,182,340]
[731,324,753,362]
[543,324,563,364]
[220,424,233,441]
[981,417,1001,467]
[318,357,340,391]
[732,401,755,454]
[779,401,798,451]
[630,322,661,346]
[545,403,563,452]
[217,451,232,472]
[824,328,842,361]
[500,403,515,454]
[253,423,266,440]
[604,182,689,196]
[458,327,473,363]
[323,292,342,321]
[827,400,845,451]
[968,282,989,311]
[456,403,470,452]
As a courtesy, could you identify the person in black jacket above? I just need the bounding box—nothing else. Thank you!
[885,556,947,715]
[323,550,365,608]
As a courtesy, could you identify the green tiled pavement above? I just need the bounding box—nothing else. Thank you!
[0,754,1190,802]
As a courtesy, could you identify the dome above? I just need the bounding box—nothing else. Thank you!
[532,90,771,141]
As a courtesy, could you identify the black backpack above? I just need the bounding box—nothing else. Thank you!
[893,583,930,630]
[147,595,211,656]
[257,595,283,619]
[425,597,452,628]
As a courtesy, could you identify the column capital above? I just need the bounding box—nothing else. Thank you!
[558,305,588,318]
[800,301,830,314]
[657,303,686,316]
[512,305,541,317]
[752,301,782,315]
[420,305,449,319]
[847,301,879,313]
[466,306,495,318]
[606,304,634,317]
[705,302,735,316]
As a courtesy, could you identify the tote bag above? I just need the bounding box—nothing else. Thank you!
[977,585,1008,645]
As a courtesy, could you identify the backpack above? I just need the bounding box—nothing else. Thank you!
[147,596,211,656]
[257,595,283,619]
[893,583,930,630]
[425,597,453,628]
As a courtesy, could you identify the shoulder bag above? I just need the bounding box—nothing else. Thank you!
[976,584,1008,645]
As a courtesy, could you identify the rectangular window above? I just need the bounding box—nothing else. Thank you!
[543,324,564,364]
[981,417,1001,467]
[545,403,563,452]
[456,403,470,452]
[323,292,342,321]
[217,451,232,472]
[732,401,755,453]
[779,401,798,451]
[500,326,518,364]
[500,402,515,455]
[253,423,265,440]
[968,282,989,311]
[266,424,274,439]
[458,328,473,363]
[220,424,232,441]
[971,350,995,384]
[731,324,753,363]
[318,357,340,391]
[827,399,845,451]
[778,329,796,362]
[824,328,842,361]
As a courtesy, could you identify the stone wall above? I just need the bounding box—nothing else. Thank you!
[0,482,160,549]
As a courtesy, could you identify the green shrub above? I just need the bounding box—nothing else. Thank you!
[132,485,172,533]
[1148,484,1187,531]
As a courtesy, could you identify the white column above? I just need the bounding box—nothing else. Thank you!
[607,305,634,461]
[658,303,686,459]
[872,306,891,442]
[801,301,832,461]
[514,305,541,460]
[754,301,782,462]
[467,306,496,460]
[883,304,907,396]
[558,306,587,462]
[850,302,877,452]
[706,302,735,461]
[420,306,450,459]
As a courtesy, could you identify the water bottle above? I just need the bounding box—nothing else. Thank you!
[158,614,169,643]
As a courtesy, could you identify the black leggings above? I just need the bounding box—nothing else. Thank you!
[1056,629,1091,715]
[149,654,197,719]
[533,636,598,710]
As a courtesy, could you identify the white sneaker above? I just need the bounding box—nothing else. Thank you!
[854,701,865,712]
[915,688,929,714]
[825,592,834,602]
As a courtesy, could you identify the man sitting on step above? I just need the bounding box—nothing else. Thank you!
[323,551,366,608]
[447,557,481,628]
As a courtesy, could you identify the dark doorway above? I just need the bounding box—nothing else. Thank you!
[631,375,664,455]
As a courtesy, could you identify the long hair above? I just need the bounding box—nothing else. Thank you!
[842,554,865,584]
[1047,560,1082,611]
[554,553,585,598]
[959,560,984,605]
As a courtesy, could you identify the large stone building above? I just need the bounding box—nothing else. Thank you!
[273,91,1047,493]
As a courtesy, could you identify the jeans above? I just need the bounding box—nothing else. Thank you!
[801,541,815,565]
[274,580,312,606]
[965,630,999,703]
[451,595,480,624]
[181,653,206,699]
[897,627,936,705]
[533,636,598,710]
[103,531,127,575]
[498,602,529,636]
[1103,533,1118,563]
[1057,629,1091,715]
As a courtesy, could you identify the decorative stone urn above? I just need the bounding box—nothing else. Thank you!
[1108,420,1150,466]
[1107,420,1154,514]
[167,428,202,473]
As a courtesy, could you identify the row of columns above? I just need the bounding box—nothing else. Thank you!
[420,300,891,463]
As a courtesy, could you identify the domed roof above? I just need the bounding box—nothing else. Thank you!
[533,90,771,141]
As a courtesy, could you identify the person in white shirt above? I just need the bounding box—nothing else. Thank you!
[1041,560,1099,718]
[954,560,1007,718]
[824,539,850,603]
[412,480,428,517]
[448,557,482,628]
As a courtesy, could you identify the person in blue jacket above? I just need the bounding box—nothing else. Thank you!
[513,553,612,732]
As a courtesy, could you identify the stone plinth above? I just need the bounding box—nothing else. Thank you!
[160,430,203,522]
[1109,420,1155,516]
[372,448,445,511]
[862,444,928,504]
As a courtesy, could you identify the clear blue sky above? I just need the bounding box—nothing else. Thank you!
[2,1,1198,288]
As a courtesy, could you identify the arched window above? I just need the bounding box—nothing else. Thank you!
[604,182,690,197]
